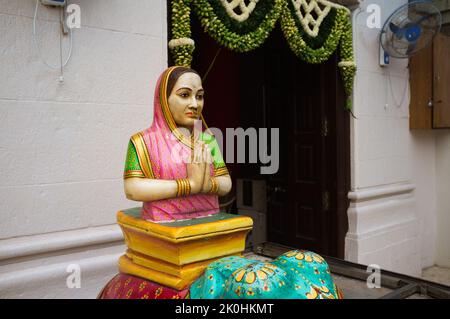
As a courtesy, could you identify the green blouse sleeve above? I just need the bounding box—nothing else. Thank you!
[124,140,145,179]
[202,133,229,177]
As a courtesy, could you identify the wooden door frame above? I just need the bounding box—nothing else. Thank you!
[327,54,351,259]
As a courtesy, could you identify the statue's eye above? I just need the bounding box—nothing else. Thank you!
[196,94,204,100]
[179,92,189,98]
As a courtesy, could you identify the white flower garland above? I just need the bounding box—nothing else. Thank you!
[219,0,260,22]
[291,0,350,37]
[168,37,195,49]
[170,0,356,109]
[318,0,351,12]
[338,60,356,67]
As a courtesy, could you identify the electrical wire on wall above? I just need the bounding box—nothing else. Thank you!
[353,2,409,112]
[33,0,73,82]
[385,65,410,109]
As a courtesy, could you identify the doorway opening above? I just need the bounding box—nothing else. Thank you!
[171,16,350,259]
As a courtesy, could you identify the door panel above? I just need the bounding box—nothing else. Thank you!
[262,28,334,254]
[433,33,450,128]
[188,18,349,257]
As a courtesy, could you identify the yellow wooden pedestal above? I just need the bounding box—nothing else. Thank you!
[117,208,253,290]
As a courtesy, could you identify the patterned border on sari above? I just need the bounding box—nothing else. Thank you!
[160,66,195,150]
[130,132,155,179]
[124,170,146,179]
[214,166,229,177]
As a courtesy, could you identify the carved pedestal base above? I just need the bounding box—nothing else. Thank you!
[116,208,253,290]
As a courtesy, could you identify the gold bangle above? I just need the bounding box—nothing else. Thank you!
[176,179,182,197]
[176,179,191,197]
[209,177,219,194]
[185,179,191,196]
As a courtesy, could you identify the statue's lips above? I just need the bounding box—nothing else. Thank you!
[185,112,198,118]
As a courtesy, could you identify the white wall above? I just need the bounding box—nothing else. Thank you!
[0,0,167,298]
[436,132,450,268]
[346,0,437,276]
[410,131,437,269]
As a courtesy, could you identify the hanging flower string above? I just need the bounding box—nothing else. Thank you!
[170,0,195,67]
[338,11,356,110]
[170,0,356,109]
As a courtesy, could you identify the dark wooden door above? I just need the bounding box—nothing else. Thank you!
[243,27,348,257]
[409,33,450,129]
[187,19,349,258]
[263,29,327,253]
[433,33,450,128]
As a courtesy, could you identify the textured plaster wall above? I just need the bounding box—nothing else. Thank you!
[0,0,167,298]
[410,131,437,269]
[347,0,437,276]
[436,132,450,267]
[0,0,167,239]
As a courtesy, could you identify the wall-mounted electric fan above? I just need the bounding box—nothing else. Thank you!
[380,0,442,66]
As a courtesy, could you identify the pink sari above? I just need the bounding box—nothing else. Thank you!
[139,67,220,222]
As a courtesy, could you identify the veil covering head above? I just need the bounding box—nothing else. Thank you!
[125,66,228,222]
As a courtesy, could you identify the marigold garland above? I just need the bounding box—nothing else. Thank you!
[169,0,356,109]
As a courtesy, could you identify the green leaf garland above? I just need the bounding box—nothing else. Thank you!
[207,0,275,35]
[169,0,356,109]
[338,12,356,109]
[192,0,283,52]
[170,0,194,67]
[285,0,337,50]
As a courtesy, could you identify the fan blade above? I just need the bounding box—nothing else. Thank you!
[414,15,428,25]
[412,11,437,26]
[389,22,401,34]
[389,22,405,39]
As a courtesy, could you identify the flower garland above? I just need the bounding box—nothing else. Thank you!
[170,0,195,67]
[206,0,276,35]
[280,0,355,109]
[337,11,356,110]
[169,0,356,109]
[192,0,283,51]
[283,0,338,51]
[291,0,332,38]
[219,0,260,22]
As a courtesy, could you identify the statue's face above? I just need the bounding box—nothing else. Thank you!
[168,72,204,129]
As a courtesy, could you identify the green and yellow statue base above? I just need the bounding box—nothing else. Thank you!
[116,208,253,291]
[99,208,343,299]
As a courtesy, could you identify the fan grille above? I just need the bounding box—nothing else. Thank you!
[380,1,442,58]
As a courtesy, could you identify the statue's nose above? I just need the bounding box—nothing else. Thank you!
[189,98,199,109]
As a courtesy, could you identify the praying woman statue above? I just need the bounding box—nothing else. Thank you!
[123,66,231,222]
